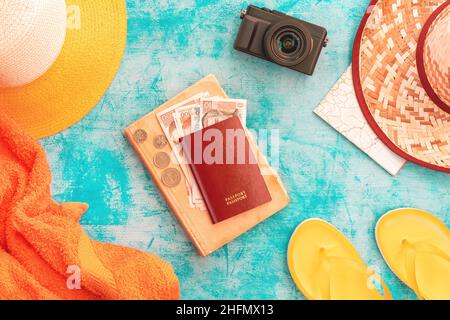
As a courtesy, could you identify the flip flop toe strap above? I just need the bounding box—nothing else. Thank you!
[402,241,450,300]
[316,254,392,300]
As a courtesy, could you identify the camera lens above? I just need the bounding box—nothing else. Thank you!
[264,21,313,67]
[272,28,307,61]
[277,32,301,55]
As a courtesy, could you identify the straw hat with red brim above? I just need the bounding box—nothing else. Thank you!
[353,0,450,173]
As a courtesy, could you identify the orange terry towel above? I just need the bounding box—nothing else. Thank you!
[0,114,180,300]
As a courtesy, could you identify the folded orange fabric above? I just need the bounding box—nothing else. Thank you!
[0,114,180,300]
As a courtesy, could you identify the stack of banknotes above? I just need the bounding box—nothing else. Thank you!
[157,94,247,210]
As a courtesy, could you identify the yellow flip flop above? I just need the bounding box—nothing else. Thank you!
[376,208,450,300]
[288,219,392,300]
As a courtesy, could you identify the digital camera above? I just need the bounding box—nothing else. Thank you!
[234,5,328,75]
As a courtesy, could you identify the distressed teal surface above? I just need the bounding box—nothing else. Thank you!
[42,0,450,300]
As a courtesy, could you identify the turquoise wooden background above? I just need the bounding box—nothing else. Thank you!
[42,0,449,299]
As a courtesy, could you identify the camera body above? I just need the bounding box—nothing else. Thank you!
[234,5,328,76]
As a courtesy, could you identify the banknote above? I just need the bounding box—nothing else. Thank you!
[174,104,212,206]
[157,92,209,178]
[199,98,247,128]
[174,104,202,137]
[158,95,248,209]
[157,92,209,209]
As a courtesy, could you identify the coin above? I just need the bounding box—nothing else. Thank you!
[153,134,168,149]
[161,168,181,188]
[133,129,148,143]
[153,152,171,169]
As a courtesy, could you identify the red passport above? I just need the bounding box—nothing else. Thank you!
[180,116,272,223]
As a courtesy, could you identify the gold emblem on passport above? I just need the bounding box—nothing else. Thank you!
[225,191,248,206]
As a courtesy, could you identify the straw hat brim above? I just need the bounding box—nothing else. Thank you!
[353,0,450,173]
[0,0,127,139]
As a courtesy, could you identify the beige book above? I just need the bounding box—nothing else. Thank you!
[125,75,290,256]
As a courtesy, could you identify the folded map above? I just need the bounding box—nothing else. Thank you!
[314,67,407,176]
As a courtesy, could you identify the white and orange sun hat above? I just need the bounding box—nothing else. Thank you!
[353,0,450,173]
[0,0,127,139]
